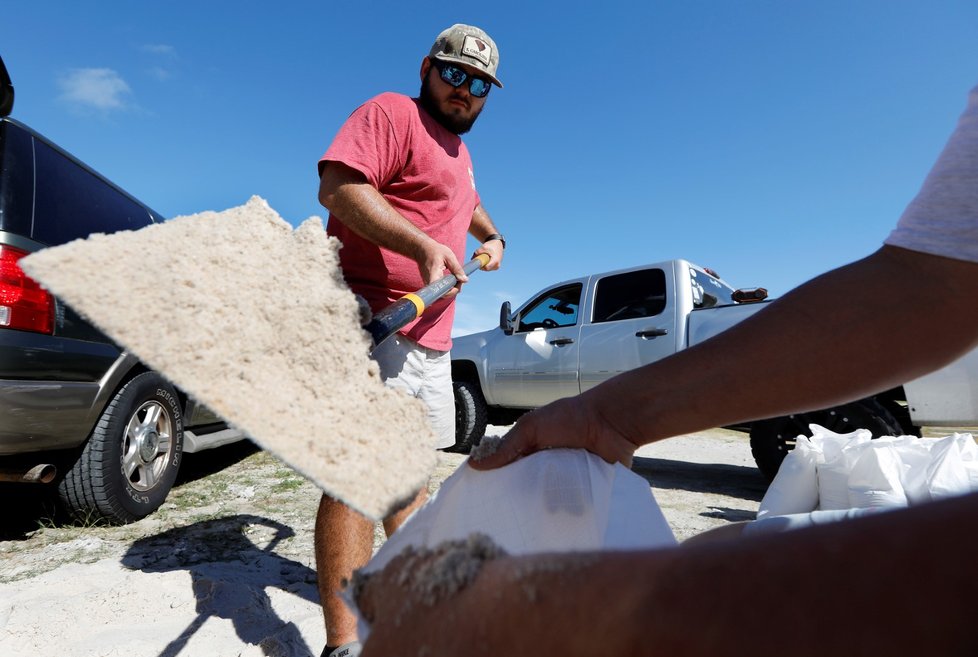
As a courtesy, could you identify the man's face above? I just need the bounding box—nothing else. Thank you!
[419,58,488,135]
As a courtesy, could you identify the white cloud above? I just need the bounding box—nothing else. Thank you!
[141,43,176,56]
[140,44,178,82]
[58,68,132,111]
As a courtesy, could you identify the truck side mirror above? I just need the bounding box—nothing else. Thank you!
[499,301,514,334]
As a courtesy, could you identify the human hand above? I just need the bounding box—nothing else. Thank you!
[469,394,642,470]
[473,239,503,271]
[417,240,467,298]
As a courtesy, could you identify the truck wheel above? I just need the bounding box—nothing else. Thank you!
[879,398,921,437]
[450,380,488,453]
[749,398,903,482]
[58,373,184,524]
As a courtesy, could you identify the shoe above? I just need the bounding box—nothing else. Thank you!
[321,641,362,657]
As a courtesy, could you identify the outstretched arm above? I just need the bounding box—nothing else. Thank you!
[474,245,978,468]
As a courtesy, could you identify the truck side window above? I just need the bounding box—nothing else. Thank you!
[516,283,582,332]
[592,269,666,323]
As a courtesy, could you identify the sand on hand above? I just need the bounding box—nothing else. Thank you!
[20,196,437,520]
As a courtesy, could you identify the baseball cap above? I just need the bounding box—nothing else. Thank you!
[428,24,503,88]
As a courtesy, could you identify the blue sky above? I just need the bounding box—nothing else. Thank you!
[4,2,978,336]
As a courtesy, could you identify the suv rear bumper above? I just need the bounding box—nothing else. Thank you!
[0,378,101,453]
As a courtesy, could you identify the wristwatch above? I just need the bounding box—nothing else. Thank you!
[483,233,506,249]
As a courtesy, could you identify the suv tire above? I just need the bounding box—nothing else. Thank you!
[58,373,184,524]
[450,379,488,453]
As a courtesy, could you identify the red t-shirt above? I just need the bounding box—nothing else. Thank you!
[319,92,480,350]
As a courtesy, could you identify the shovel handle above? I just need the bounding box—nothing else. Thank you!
[365,254,490,350]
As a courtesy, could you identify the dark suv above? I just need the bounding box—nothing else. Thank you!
[0,55,243,523]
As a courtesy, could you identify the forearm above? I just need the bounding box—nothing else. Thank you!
[468,204,500,242]
[477,495,978,656]
[319,168,433,261]
[320,162,467,284]
[361,494,978,656]
[592,245,978,445]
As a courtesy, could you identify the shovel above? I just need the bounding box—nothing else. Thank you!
[365,253,490,350]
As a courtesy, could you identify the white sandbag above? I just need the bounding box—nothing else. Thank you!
[757,435,821,519]
[925,435,973,500]
[763,427,978,514]
[895,437,938,505]
[752,428,978,540]
[363,449,677,577]
[847,438,908,508]
[950,432,978,491]
[812,425,872,510]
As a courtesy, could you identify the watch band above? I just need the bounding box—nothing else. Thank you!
[483,233,506,249]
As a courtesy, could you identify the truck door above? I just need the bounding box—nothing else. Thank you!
[578,267,678,391]
[487,283,583,407]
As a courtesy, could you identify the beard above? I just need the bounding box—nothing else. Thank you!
[419,76,483,135]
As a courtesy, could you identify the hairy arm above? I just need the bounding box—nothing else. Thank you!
[319,161,468,291]
[358,493,978,657]
[475,245,978,468]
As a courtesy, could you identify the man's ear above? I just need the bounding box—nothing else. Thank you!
[420,57,431,82]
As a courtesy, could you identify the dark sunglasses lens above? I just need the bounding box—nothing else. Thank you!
[439,65,467,88]
[469,78,490,98]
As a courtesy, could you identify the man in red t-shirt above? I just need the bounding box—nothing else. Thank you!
[314,24,505,657]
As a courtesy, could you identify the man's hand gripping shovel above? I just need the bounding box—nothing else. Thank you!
[364,253,490,351]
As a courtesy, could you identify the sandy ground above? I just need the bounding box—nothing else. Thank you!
[0,425,766,657]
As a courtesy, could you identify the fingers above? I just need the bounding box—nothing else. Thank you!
[444,250,467,282]
[468,426,538,470]
[419,242,467,296]
[473,242,503,271]
[468,408,550,470]
[469,398,640,470]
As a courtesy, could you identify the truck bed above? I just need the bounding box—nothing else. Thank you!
[686,302,769,348]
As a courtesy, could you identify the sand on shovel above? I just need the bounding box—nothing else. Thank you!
[20,196,438,520]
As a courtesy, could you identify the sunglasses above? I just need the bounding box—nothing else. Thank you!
[431,59,492,98]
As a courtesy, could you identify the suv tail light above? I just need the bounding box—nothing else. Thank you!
[0,244,54,334]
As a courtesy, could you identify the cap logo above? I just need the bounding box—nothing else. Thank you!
[461,35,492,67]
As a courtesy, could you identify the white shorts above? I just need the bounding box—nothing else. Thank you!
[371,333,456,449]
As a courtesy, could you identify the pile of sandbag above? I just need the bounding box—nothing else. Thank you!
[757,426,978,519]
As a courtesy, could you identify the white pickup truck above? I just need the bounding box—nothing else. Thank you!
[450,258,978,480]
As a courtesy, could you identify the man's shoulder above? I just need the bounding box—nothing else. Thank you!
[361,92,418,114]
